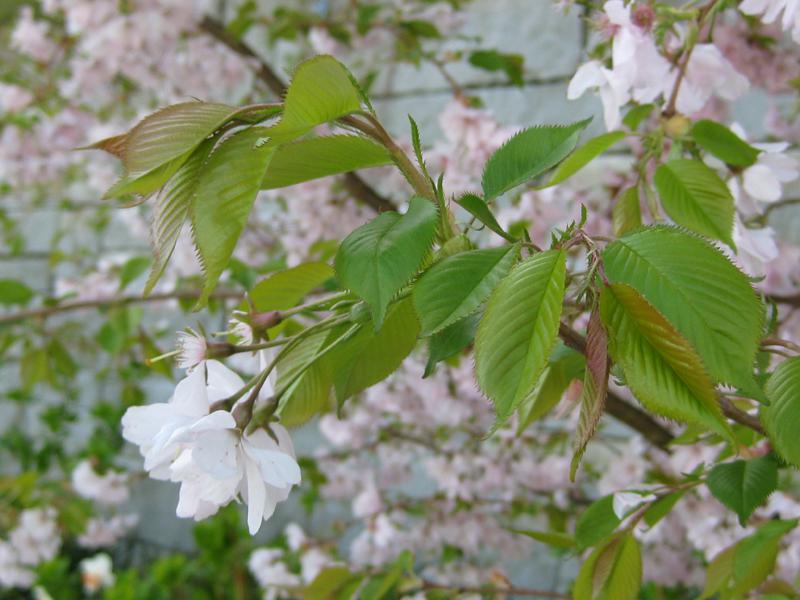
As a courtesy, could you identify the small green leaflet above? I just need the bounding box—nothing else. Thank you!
[335,196,437,330]
[144,138,215,294]
[89,101,240,199]
[612,187,641,237]
[654,159,736,247]
[762,356,800,467]
[330,298,420,403]
[706,454,778,525]
[248,262,334,312]
[0,279,34,305]
[600,283,733,441]
[603,226,764,401]
[423,313,480,378]
[691,119,760,167]
[475,249,566,428]
[481,119,591,201]
[573,534,642,600]
[544,130,626,187]
[455,193,516,242]
[517,344,585,433]
[509,528,574,548]
[575,494,620,550]
[191,127,276,307]
[265,55,364,144]
[413,243,520,335]
[261,135,391,189]
[468,50,524,85]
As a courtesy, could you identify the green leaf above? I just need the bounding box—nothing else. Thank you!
[612,187,641,237]
[643,490,685,527]
[118,256,150,291]
[509,528,574,548]
[622,104,655,130]
[423,313,480,378]
[654,159,735,247]
[468,50,524,85]
[691,119,760,167]
[261,135,391,189]
[603,226,764,399]
[277,331,334,427]
[763,356,800,467]
[360,550,413,600]
[700,543,735,600]
[265,55,363,143]
[481,119,591,201]
[571,307,609,480]
[517,344,585,433]
[545,131,626,187]
[331,298,420,402]
[144,139,215,294]
[706,454,778,525]
[600,283,733,440]
[0,279,34,305]
[335,196,437,330]
[249,262,334,312]
[573,533,641,600]
[732,519,798,597]
[305,567,357,600]
[455,193,516,242]
[475,249,566,428]
[191,127,276,307]
[576,495,621,550]
[91,101,240,198]
[413,243,520,336]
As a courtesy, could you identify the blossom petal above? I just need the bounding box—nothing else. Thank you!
[743,164,782,203]
[245,457,266,535]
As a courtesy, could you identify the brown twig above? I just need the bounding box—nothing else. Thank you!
[418,579,570,599]
[0,290,242,325]
[198,16,396,213]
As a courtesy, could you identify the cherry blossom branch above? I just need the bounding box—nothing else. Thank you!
[198,16,397,213]
[416,579,570,598]
[0,290,242,325]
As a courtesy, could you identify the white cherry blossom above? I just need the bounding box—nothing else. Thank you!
[70,460,130,506]
[740,0,800,43]
[79,553,115,593]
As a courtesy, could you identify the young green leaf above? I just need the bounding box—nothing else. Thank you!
[600,283,733,440]
[0,279,34,305]
[261,135,391,189]
[571,307,609,480]
[731,519,798,597]
[423,313,480,378]
[335,196,437,330]
[91,101,240,198]
[455,193,516,242]
[265,55,364,143]
[573,534,642,600]
[654,159,736,247]
[517,344,585,433]
[475,249,566,428]
[706,454,778,525]
[611,187,641,237]
[603,226,764,400]
[544,130,626,187]
[691,119,760,167]
[330,298,420,403]
[248,262,334,312]
[468,50,524,85]
[509,528,574,548]
[191,127,276,307]
[481,119,591,201]
[413,244,520,336]
[762,356,800,468]
[276,330,334,427]
[576,494,621,550]
[144,138,215,294]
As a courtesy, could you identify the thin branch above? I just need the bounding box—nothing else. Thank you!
[719,397,765,435]
[0,290,242,325]
[418,579,569,599]
[199,16,397,213]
